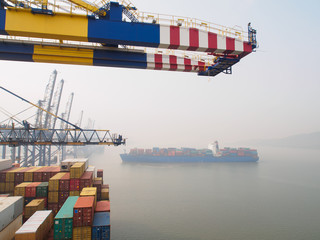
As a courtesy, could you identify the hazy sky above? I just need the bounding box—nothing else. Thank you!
[0,0,319,149]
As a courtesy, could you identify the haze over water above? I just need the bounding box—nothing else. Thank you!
[89,146,320,240]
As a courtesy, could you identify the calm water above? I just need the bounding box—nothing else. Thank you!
[90,147,320,240]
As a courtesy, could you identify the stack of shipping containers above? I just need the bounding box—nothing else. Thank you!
[0,158,111,239]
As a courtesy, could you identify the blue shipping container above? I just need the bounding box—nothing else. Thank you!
[92,212,110,240]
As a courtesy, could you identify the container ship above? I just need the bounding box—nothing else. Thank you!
[0,158,110,240]
[120,141,259,163]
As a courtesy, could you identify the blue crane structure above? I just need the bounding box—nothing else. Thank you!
[0,0,257,77]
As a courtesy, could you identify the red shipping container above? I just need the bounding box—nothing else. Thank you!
[49,166,61,178]
[48,202,59,215]
[36,197,48,208]
[73,196,94,227]
[58,191,69,205]
[34,167,49,182]
[59,172,70,191]
[25,182,41,197]
[95,201,110,212]
[70,178,80,191]
[15,168,31,185]
[80,171,93,191]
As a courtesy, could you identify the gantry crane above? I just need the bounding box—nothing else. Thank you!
[0,0,257,77]
[0,85,126,166]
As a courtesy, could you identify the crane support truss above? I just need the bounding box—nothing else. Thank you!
[0,1,257,77]
[0,127,125,146]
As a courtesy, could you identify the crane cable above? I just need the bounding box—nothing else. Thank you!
[0,86,81,130]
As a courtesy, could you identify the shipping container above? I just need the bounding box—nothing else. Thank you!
[34,167,49,182]
[24,167,42,182]
[70,162,85,179]
[0,159,12,171]
[59,172,70,191]
[95,201,110,213]
[25,199,45,219]
[80,171,93,191]
[0,167,17,182]
[70,178,80,191]
[54,196,79,240]
[36,197,48,209]
[15,210,53,240]
[73,196,95,227]
[25,182,41,198]
[48,191,59,203]
[24,197,35,206]
[0,196,23,232]
[14,167,28,185]
[73,226,91,240]
[0,214,22,240]
[58,191,69,205]
[48,203,59,216]
[92,212,110,240]
[80,187,97,206]
[49,172,67,192]
[97,169,103,178]
[6,168,21,182]
[69,191,80,196]
[101,188,109,201]
[36,182,49,198]
[0,182,6,193]
[60,158,88,172]
[86,166,96,176]
[14,182,32,197]
[48,166,61,178]
[5,182,15,193]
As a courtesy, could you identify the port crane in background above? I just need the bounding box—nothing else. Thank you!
[0,84,126,166]
[0,0,257,77]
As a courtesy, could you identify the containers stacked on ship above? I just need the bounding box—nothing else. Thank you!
[92,212,111,240]
[73,196,95,240]
[54,196,79,239]
[0,158,111,239]
[0,196,24,240]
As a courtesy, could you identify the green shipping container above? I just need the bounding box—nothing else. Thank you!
[36,182,49,198]
[54,196,79,240]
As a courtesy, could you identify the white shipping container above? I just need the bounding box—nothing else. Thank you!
[0,159,12,171]
[0,196,23,232]
[15,210,53,240]
[60,158,89,171]
[0,214,22,240]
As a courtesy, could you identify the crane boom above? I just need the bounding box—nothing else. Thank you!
[0,0,257,77]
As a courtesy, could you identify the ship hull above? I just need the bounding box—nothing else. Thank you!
[120,154,258,163]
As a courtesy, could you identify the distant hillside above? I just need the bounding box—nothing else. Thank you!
[236,132,320,149]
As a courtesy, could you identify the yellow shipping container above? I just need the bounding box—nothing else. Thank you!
[48,191,59,203]
[25,199,45,219]
[69,191,80,196]
[73,226,91,240]
[5,182,15,193]
[24,167,42,182]
[48,172,66,191]
[101,188,109,201]
[14,182,32,197]
[0,182,5,193]
[70,162,85,179]
[6,168,22,182]
[80,187,97,206]
[94,177,102,181]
